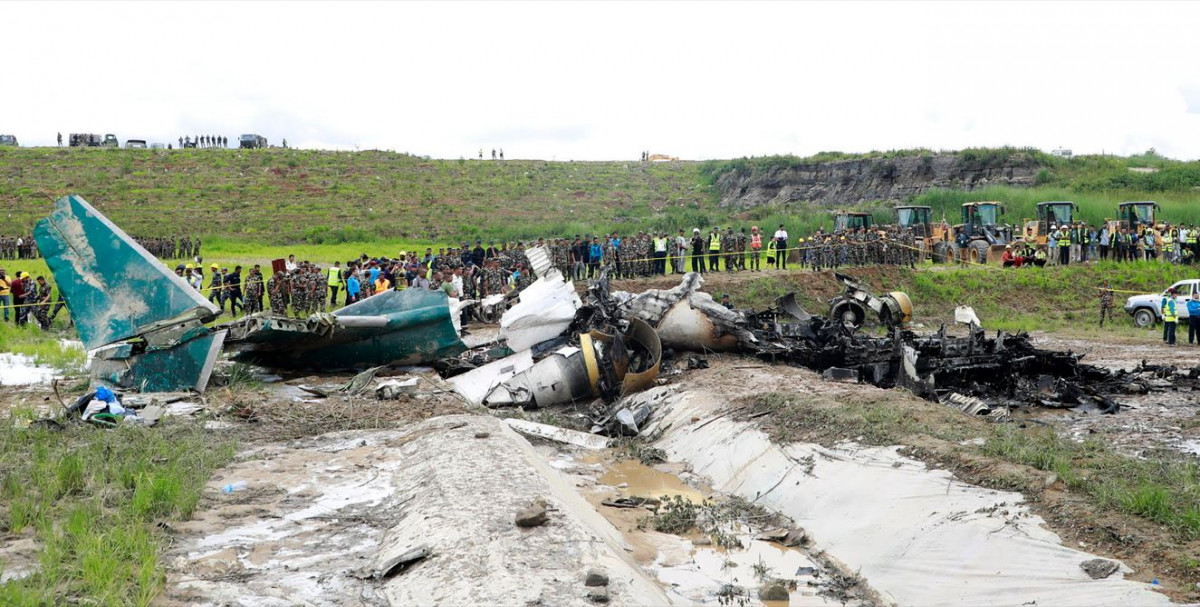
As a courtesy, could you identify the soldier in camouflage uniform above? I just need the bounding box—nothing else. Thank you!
[244,266,264,314]
[289,269,307,317]
[1099,281,1114,327]
[820,236,833,270]
[482,259,507,296]
[721,228,736,272]
[602,236,617,273]
[31,277,52,329]
[462,265,478,299]
[735,228,747,270]
[267,270,290,315]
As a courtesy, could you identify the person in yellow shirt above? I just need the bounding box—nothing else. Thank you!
[0,267,10,322]
[374,274,391,295]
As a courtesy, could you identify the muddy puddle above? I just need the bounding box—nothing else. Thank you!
[0,352,60,385]
[0,340,86,387]
[554,451,845,606]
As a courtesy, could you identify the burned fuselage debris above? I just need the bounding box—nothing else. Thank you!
[34,196,469,392]
[587,271,1194,416]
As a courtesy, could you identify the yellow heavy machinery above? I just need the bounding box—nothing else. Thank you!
[895,205,952,262]
[958,201,1014,264]
[1015,201,1079,253]
[833,211,873,233]
[1108,201,1162,234]
[645,153,679,162]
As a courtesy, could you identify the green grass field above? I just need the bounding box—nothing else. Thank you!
[5,146,1200,251]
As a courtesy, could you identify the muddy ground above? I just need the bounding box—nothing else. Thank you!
[3,315,1199,604]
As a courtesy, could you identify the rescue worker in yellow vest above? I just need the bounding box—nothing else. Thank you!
[1187,229,1199,261]
[1163,229,1175,263]
[327,261,343,306]
[652,233,668,275]
[1055,227,1071,265]
[1162,288,1178,346]
[708,227,722,272]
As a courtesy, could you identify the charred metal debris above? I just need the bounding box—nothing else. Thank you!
[442,269,1199,423]
[34,194,1187,423]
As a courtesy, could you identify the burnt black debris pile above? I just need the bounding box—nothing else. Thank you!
[588,271,1198,416]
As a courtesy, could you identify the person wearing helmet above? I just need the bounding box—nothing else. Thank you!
[1162,287,1179,346]
[749,226,762,271]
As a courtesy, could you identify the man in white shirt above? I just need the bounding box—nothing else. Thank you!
[451,267,465,298]
[773,224,789,269]
[285,254,298,272]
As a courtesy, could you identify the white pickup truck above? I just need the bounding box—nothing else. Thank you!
[1124,279,1200,327]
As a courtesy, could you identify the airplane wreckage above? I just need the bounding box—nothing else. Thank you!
[34,195,1200,421]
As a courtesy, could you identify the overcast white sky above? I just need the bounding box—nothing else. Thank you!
[3,1,1200,160]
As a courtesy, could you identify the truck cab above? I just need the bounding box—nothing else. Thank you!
[834,212,873,233]
[103,134,119,147]
[1116,201,1160,232]
[0,134,17,146]
[895,206,932,237]
[1027,201,1079,243]
[1125,279,1200,327]
[239,134,267,149]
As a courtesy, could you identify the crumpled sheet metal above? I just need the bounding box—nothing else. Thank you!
[614,272,752,352]
[500,269,581,352]
[621,318,661,396]
[525,246,553,278]
[222,289,466,369]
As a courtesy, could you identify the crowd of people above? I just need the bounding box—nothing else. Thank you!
[988,222,1200,268]
[9,219,1200,331]
[0,235,38,259]
[133,235,201,259]
[0,268,66,328]
[179,135,228,149]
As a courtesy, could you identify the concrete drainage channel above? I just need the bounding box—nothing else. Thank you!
[636,385,1173,607]
[158,384,1177,606]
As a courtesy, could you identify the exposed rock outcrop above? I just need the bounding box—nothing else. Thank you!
[713,153,1043,209]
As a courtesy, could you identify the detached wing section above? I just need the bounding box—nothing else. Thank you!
[33,194,218,351]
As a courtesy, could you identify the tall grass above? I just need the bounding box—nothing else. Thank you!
[0,420,236,605]
[984,426,1200,538]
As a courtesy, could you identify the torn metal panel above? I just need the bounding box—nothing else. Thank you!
[500,269,581,352]
[33,195,222,393]
[525,245,553,278]
[222,289,466,369]
[504,418,611,450]
[483,345,598,408]
[91,330,226,393]
[448,349,536,405]
[609,272,754,351]
[620,318,661,395]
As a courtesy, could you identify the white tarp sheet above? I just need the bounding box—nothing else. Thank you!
[644,387,1172,607]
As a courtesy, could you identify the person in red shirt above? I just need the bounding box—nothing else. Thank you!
[11,271,27,325]
[1001,245,1024,268]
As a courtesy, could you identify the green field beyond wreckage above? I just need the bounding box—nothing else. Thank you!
[6,148,1200,606]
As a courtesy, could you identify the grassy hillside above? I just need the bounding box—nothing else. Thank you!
[4,146,1200,249]
[0,147,717,244]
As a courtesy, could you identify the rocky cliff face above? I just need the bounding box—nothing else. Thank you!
[713,154,1042,209]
